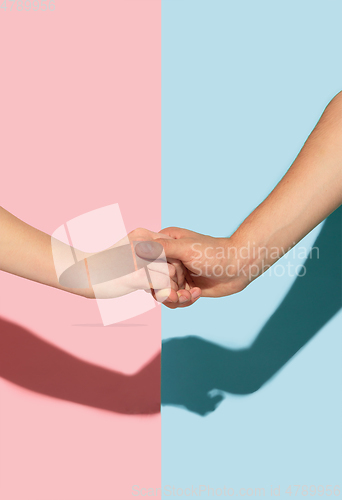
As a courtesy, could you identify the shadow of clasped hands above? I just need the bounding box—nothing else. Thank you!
[161,336,257,416]
[0,207,341,417]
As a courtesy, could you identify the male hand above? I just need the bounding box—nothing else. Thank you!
[135,227,248,309]
[125,227,202,307]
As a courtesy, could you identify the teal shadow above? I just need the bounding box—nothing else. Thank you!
[161,206,342,416]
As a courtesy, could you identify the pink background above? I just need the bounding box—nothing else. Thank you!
[0,1,161,498]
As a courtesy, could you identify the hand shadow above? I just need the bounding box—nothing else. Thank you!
[0,208,340,416]
[161,206,342,416]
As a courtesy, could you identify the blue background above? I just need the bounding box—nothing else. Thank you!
[162,1,342,497]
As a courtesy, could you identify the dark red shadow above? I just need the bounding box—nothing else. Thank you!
[0,316,160,415]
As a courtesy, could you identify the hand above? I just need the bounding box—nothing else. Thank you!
[57,227,188,302]
[54,225,199,304]
[135,227,248,308]
[125,228,201,307]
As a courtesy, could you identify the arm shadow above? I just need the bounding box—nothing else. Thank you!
[161,206,342,416]
[0,316,161,415]
[0,208,340,416]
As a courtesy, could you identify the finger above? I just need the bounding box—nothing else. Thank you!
[136,250,190,291]
[162,287,202,309]
[163,294,201,309]
[167,262,177,280]
[190,287,202,300]
[133,240,164,261]
[126,268,178,293]
[154,288,179,303]
[154,288,190,306]
[127,228,161,242]
[144,260,176,280]
[144,270,178,291]
[159,227,201,239]
[183,266,196,289]
[167,258,186,289]
[177,288,202,307]
[135,238,190,262]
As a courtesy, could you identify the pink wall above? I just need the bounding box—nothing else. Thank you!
[0,1,161,498]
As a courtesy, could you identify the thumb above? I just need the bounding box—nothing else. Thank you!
[135,238,187,261]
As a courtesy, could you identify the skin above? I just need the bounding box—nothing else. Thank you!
[1,92,341,308]
[0,210,193,303]
[136,90,342,308]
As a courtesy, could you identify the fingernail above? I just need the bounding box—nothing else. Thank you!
[136,242,153,254]
[155,289,172,302]
[179,295,189,303]
[191,289,201,299]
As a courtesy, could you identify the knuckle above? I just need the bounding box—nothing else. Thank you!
[133,227,146,237]
[168,265,176,277]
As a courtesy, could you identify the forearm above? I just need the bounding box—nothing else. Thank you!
[0,207,95,298]
[230,91,342,282]
[0,210,177,301]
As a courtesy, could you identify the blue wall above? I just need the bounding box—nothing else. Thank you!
[162,1,342,497]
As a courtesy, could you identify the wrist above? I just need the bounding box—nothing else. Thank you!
[204,236,253,295]
[221,236,252,292]
[223,230,271,291]
[227,218,294,289]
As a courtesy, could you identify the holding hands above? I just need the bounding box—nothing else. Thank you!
[1,92,341,307]
[138,92,342,308]
[136,228,245,309]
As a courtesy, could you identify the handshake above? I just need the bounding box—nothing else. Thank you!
[0,207,256,309]
[73,226,255,309]
[2,93,341,309]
